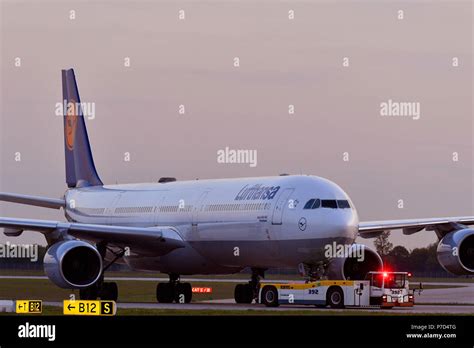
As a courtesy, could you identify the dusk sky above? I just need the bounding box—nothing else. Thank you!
[1,0,472,250]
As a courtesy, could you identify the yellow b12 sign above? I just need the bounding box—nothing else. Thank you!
[16,300,42,314]
[63,300,116,316]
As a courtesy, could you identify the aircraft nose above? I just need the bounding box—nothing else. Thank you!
[331,211,359,241]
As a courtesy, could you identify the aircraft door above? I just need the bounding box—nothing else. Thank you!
[153,194,167,225]
[106,191,124,225]
[271,188,294,224]
[192,191,210,227]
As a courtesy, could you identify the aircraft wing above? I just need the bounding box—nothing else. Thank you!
[0,216,185,256]
[358,216,474,238]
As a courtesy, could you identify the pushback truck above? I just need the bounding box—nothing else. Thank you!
[259,271,414,309]
[365,271,415,308]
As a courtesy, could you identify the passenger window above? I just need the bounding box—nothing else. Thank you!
[311,199,321,209]
[304,199,315,209]
[321,200,337,209]
[337,200,350,209]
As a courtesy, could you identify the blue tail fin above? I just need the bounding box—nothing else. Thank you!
[62,69,103,188]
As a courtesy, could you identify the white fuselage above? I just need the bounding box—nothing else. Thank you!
[64,175,359,274]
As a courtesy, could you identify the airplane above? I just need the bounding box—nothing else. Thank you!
[1,69,473,304]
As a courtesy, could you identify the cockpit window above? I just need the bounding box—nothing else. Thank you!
[337,200,350,209]
[304,198,349,209]
[321,200,337,209]
[311,199,321,209]
[304,199,315,209]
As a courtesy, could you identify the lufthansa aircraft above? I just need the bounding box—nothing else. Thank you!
[1,69,473,303]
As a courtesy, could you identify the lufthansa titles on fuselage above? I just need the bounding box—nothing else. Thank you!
[234,184,280,201]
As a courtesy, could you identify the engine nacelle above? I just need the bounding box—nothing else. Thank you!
[437,229,474,275]
[326,244,383,280]
[44,240,102,288]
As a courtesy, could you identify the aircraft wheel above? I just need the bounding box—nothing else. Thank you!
[183,283,192,303]
[241,284,254,303]
[234,284,244,303]
[156,283,174,303]
[80,285,98,300]
[175,283,192,303]
[100,282,118,301]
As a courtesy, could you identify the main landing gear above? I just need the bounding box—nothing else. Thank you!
[234,268,265,304]
[156,273,192,303]
[79,243,123,302]
[80,280,118,301]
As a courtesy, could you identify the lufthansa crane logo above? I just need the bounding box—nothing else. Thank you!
[298,217,307,231]
[65,100,78,151]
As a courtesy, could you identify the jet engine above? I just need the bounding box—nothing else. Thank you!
[326,244,383,280]
[437,228,474,275]
[44,240,103,288]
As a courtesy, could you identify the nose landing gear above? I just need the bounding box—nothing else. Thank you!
[234,268,265,304]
